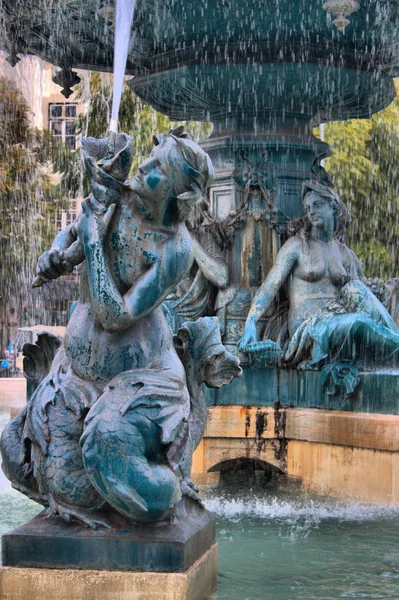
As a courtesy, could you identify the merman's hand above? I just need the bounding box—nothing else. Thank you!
[78,198,116,245]
[238,319,258,351]
[32,247,74,287]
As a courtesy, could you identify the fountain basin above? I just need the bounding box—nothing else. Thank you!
[193,393,399,505]
[206,367,399,414]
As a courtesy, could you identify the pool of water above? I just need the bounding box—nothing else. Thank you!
[205,488,399,599]
[1,409,399,599]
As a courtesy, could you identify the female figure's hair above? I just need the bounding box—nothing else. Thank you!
[287,179,350,251]
[152,126,214,220]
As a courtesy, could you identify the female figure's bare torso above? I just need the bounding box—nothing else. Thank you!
[288,237,358,335]
[238,185,372,355]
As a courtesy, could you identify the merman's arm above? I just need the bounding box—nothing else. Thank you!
[79,200,193,332]
[33,213,85,287]
[190,235,229,289]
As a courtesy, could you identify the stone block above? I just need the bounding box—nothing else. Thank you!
[0,543,218,600]
[202,406,399,452]
[284,409,399,451]
[204,406,274,439]
[0,378,26,409]
[201,436,284,472]
[2,507,215,573]
[286,440,395,504]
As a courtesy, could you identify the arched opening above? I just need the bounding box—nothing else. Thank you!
[208,457,285,490]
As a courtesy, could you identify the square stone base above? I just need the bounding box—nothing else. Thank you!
[0,543,218,600]
[2,504,215,572]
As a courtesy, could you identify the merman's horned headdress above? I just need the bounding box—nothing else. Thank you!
[152,126,214,220]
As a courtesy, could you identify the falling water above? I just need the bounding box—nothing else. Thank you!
[109,0,136,134]
[0,0,399,596]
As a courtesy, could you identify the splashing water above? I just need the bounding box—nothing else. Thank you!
[203,487,399,599]
[109,0,136,134]
[204,493,399,524]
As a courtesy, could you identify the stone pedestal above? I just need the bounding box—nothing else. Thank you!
[202,125,330,227]
[197,125,331,357]
[2,506,215,572]
[1,504,217,599]
[0,544,218,600]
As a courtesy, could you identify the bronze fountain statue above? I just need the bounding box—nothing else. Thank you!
[1,127,242,528]
[239,179,399,373]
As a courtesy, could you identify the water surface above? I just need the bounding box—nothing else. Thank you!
[205,487,399,599]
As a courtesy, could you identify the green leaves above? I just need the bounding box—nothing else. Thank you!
[0,77,77,313]
[316,81,399,278]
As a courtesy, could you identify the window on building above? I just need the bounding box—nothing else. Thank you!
[55,202,78,231]
[56,211,62,231]
[49,103,77,149]
[66,210,76,227]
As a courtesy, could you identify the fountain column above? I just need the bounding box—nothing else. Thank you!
[203,119,330,226]
[199,117,330,352]
[122,0,398,354]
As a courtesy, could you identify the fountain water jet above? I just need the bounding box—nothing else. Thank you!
[109,0,136,134]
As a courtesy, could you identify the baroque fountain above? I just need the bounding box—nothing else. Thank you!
[1,0,399,599]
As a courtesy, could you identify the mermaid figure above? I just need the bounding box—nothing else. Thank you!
[239,179,399,369]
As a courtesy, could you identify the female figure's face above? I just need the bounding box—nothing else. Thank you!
[303,192,335,229]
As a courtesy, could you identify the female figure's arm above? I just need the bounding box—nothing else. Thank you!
[79,200,193,332]
[190,236,229,289]
[238,239,299,349]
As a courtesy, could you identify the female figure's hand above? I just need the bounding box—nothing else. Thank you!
[238,319,258,351]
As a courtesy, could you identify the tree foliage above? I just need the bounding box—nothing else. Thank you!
[0,77,78,318]
[77,73,212,174]
[316,83,399,279]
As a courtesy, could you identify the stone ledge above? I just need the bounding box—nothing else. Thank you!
[0,543,218,600]
[285,409,399,451]
[203,406,399,452]
[206,367,399,414]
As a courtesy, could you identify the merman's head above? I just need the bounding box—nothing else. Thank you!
[131,126,214,222]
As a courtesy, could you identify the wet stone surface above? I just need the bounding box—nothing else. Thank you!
[2,502,215,572]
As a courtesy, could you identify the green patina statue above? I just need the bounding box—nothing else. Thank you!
[1,128,241,528]
[163,197,230,331]
[239,180,399,372]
